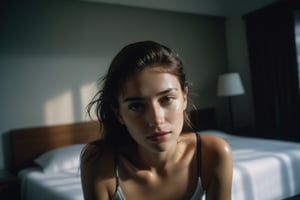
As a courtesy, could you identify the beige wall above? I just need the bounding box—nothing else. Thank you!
[0,0,228,169]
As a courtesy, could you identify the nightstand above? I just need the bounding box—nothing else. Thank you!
[0,169,20,200]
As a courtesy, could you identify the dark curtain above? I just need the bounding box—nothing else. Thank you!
[244,0,300,141]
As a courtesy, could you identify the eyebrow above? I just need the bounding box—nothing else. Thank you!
[122,88,178,102]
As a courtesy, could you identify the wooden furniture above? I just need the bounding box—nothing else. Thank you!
[0,169,20,200]
[10,120,100,172]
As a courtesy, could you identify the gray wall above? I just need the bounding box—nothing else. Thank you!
[0,0,228,169]
[225,17,255,132]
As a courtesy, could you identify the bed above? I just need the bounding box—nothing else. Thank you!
[10,121,100,200]
[9,120,300,200]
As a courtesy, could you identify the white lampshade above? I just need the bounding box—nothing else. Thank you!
[217,72,245,97]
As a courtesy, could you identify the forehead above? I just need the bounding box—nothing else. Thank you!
[119,67,181,98]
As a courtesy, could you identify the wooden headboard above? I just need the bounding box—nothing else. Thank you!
[10,120,100,172]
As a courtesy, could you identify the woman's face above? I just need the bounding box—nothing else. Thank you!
[116,67,188,153]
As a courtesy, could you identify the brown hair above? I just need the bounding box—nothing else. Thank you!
[87,41,193,148]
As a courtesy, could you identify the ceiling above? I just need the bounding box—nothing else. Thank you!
[83,0,280,17]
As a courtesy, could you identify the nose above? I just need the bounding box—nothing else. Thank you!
[147,102,165,127]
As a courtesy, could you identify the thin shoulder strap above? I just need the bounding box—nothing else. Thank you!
[196,132,202,178]
[114,152,120,189]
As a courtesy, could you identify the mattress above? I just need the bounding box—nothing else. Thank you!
[19,167,83,200]
[202,130,300,200]
[18,131,300,200]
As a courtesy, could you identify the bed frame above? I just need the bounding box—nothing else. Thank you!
[10,120,100,172]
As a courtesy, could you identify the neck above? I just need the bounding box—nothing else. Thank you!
[136,141,182,171]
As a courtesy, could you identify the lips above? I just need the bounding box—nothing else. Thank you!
[147,132,171,142]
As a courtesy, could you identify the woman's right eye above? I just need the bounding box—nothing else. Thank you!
[128,103,145,112]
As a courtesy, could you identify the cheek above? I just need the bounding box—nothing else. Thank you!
[119,111,146,131]
[167,101,185,122]
[122,118,147,142]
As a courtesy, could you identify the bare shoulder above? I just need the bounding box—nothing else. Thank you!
[200,133,232,157]
[199,133,233,196]
[81,140,113,166]
[180,132,231,160]
[80,140,116,200]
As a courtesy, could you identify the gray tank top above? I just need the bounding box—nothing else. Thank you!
[112,133,204,200]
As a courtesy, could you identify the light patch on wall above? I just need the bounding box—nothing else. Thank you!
[80,81,97,121]
[44,91,74,125]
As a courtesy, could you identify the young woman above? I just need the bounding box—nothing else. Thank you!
[80,41,232,200]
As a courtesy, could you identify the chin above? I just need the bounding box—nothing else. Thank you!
[149,140,175,153]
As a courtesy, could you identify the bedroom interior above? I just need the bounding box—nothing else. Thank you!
[0,0,300,199]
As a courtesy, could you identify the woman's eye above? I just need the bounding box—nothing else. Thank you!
[128,103,145,112]
[161,96,174,105]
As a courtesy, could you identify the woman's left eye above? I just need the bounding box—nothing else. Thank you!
[160,96,174,105]
[128,103,145,112]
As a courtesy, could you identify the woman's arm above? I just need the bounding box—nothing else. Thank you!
[201,134,233,200]
[80,143,114,200]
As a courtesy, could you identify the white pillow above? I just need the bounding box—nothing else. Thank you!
[34,144,85,174]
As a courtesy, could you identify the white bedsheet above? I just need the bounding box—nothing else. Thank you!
[19,131,300,200]
[19,167,83,200]
[201,130,300,200]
